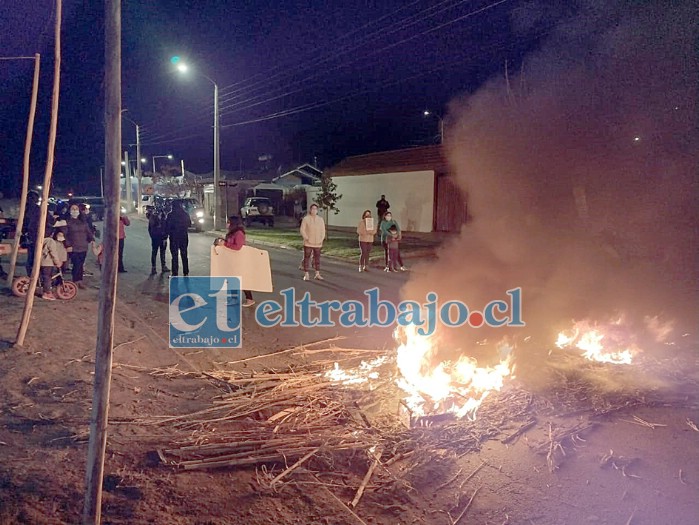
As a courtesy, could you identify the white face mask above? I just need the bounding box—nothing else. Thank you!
[56,234,65,242]
[70,210,80,218]
[385,215,392,221]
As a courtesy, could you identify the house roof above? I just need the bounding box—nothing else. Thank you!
[273,163,322,184]
[327,145,449,177]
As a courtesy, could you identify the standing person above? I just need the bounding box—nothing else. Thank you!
[148,210,169,275]
[222,216,255,307]
[166,199,191,277]
[39,226,59,300]
[300,203,325,281]
[356,209,376,272]
[65,204,94,288]
[386,225,403,272]
[22,190,41,276]
[379,212,406,272]
[118,212,130,273]
[376,194,390,222]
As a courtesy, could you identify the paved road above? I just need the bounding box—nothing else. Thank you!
[103,216,413,368]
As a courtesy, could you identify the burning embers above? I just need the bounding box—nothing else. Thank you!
[395,325,515,420]
[556,316,676,365]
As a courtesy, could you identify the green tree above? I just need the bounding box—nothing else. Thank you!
[315,175,342,235]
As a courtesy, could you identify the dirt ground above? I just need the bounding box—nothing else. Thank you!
[0,277,697,525]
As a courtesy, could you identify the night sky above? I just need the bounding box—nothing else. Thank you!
[0,0,681,195]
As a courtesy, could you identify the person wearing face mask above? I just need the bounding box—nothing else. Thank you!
[65,204,94,288]
[39,223,68,300]
[300,203,326,281]
[379,212,406,272]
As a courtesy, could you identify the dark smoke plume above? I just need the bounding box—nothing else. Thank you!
[402,1,698,366]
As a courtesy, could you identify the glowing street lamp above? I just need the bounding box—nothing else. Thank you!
[171,55,221,229]
[423,109,444,144]
[152,154,173,177]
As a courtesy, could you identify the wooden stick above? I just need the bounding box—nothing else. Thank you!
[7,52,40,286]
[350,449,382,508]
[112,335,147,351]
[221,336,346,365]
[501,419,536,444]
[14,14,61,347]
[436,468,463,491]
[320,485,368,525]
[458,461,485,491]
[269,447,320,488]
[453,487,480,525]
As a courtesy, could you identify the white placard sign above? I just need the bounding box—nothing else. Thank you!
[210,245,273,292]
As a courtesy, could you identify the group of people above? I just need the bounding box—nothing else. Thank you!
[13,191,406,298]
[22,191,97,297]
[147,199,193,277]
[360,194,405,272]
[296,194,406,282]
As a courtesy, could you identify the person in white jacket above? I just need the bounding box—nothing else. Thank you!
[300,203,326,281]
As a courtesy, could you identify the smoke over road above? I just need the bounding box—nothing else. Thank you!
[402,1,698,365]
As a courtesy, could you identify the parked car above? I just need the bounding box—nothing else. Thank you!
[240,197,274,227]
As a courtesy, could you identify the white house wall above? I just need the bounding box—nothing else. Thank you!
[330,171,435,232]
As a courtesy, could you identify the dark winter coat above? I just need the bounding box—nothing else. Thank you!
[166,208,191,241]
[65,217,94,253]
[148,213,167,239]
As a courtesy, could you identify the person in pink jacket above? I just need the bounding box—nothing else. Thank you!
[300,203,326,281]
[222,216,255,307]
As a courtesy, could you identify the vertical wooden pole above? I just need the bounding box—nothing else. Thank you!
[82,0,120,522]
[15,7,61,347]
[7,53,41,285]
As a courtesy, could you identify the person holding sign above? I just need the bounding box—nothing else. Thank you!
[218,216,255,307]
[356,209,376,272]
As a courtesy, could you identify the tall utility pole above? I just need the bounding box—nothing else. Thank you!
[213,82,220,229]
[6,53,40,286]
[123,150,132,211]
[83,0,120,521]
[135,124,142,213]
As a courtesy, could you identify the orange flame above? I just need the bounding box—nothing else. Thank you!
[556,318,639,364]
[395,325,515,420]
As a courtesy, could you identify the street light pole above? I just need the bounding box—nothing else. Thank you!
[123,150,133,211]
[152,154,173,178]
[172,58,220,229]
[135,124,142,214]
[423,110,444,144]
[213,81,220,230]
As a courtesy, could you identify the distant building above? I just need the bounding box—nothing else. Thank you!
[272,163,322,187]
[326,145,467,233]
